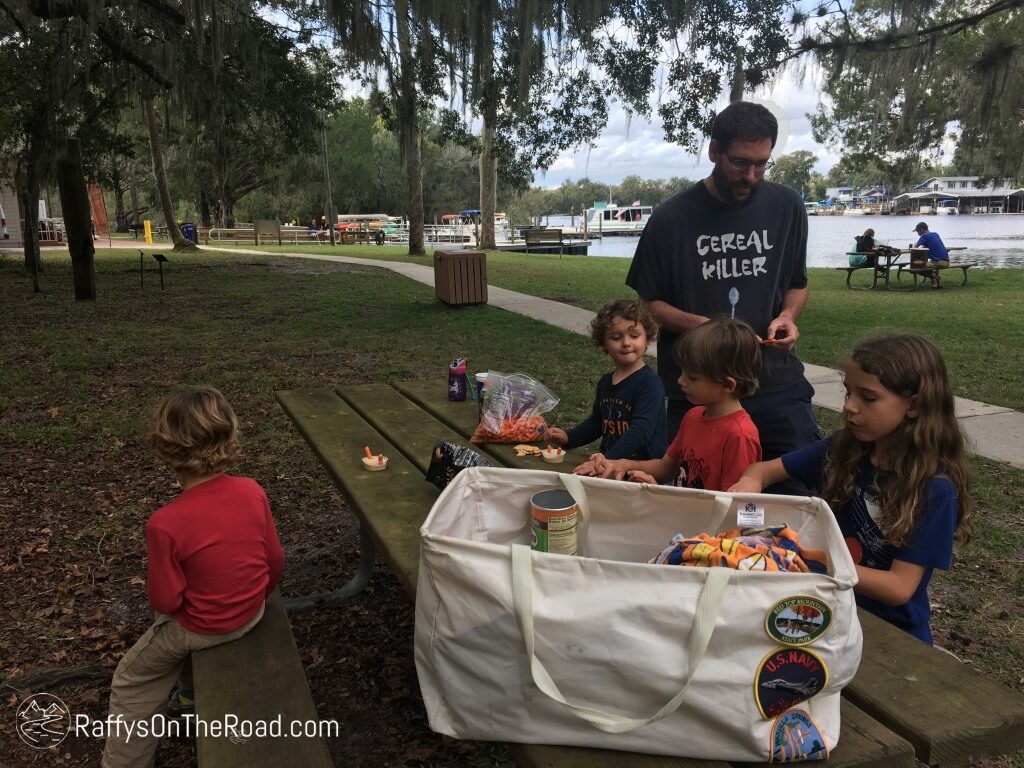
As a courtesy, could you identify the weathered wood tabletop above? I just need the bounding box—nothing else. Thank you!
[277,382,1024,768]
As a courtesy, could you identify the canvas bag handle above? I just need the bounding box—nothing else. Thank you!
[511,544,730,733]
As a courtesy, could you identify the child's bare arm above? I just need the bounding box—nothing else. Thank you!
[599,454,676,482]
[729,457,789,493]
[852,559,926,607]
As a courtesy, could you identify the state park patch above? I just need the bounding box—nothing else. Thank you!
[766,596,831,646]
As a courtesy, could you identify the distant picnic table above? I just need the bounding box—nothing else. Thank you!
[837,247,973,290]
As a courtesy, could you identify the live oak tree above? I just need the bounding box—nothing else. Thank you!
[801,0,1024,181]
[769,150,818,196]
[5,0,329,298]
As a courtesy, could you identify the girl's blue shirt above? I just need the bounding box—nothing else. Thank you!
[782,435,958,644]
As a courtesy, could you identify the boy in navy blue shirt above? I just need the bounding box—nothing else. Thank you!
[548,299,667,462]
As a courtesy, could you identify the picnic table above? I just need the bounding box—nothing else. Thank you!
[838,247,972,290]
[277,382,1024,768]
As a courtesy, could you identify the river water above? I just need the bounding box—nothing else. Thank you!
[541,213,1024,268]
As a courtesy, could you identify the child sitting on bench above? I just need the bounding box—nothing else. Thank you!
[102,386,285,768]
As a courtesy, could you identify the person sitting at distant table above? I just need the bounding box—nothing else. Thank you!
[911,221,950,289]
[850,228,877,268]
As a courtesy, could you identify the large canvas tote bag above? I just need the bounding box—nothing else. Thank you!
[414,467,862,761]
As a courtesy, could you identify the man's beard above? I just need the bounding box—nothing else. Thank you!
[711,164,761,204]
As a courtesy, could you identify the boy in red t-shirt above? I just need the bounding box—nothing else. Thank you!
[578,318,762,491]
[102,387,285,768]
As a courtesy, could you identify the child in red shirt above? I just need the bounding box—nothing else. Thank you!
[102,387,285,768]
[578,318,762,491]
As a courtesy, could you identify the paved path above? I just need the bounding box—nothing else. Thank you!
[195,245,1022,469]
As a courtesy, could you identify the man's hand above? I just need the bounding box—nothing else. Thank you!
[765,314,799,350]
[626,470,658,484]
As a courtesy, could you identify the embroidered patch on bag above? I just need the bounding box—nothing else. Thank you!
[755,647,828,718]
[769,708,829,762]
[766,596,832,646]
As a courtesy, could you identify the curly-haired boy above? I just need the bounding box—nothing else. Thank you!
[102,387,285,768]
[548,299,667,463]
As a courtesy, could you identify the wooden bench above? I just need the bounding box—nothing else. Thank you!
[895,262,976,289]
[191,589,333,767]
[836,251,910,290]
[524,227,567,255]
[835,264,890,290]
[277,382,1024,768]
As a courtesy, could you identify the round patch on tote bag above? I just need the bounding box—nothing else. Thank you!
[765,596,831,646]
[755,647,828,718]
[769,708,829,762]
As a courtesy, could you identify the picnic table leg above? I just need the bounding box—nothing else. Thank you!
[283,523,376,613]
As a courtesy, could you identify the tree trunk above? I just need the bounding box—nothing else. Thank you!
[395,0,425,256]
[199,190,212,228]
[129,160,140,234]
[479,112,497,250]
[478,19,497,251]
[142,95,195,251]
[57,138,97,301]
[729,48,745,103]
[112,160,127,232]
[15,161,42,293]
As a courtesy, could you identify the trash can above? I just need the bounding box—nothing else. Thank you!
[181,222,197,243]
[434,250,487,305]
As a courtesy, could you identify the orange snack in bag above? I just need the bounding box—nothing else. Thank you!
[471,415,548,444]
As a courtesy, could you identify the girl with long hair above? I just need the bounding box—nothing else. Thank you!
[731,334,973,644]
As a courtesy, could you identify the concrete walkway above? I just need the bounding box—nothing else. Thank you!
[201,245,1024,469]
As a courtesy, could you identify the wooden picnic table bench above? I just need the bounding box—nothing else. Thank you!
[895,261,976,289]
[277,383,1024,768]
[523,227,568,255]
[191,589,333,767]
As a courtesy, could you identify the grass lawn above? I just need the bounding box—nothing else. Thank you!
[1,246,1021,767]
[251,242,1024,411]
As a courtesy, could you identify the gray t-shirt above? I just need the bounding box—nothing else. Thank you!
[626,180,808,398]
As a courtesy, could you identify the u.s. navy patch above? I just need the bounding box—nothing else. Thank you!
[769,708,829,762]
[766,596,831,646]
[755,647,828,718]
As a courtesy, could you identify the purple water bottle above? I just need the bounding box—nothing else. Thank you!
[448,357,468,401]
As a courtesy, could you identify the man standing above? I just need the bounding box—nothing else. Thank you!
[911,222,949,288]
[625,101,820,492]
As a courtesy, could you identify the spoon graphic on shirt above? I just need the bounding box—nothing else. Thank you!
[728,287,739,319]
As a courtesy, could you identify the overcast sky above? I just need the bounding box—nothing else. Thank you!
[536,69,840,188]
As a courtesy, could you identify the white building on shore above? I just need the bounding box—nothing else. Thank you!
[892,177,1024,214]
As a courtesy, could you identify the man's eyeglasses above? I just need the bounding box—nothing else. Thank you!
[724,154,773,172]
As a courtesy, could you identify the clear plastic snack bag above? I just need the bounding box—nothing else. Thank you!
[470,371,559,444]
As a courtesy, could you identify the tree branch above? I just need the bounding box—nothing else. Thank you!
[789,0,1024,61]
[95,20,173,88]
[120,0,187,27]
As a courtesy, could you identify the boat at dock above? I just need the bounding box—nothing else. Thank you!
[582,202,652,235]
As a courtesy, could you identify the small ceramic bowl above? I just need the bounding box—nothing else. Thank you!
[362,455,388,472]
[541,447,565,464]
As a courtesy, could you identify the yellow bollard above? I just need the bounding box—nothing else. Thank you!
[143,219,153,245]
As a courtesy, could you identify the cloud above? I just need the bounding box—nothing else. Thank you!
[537,68,839,186]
